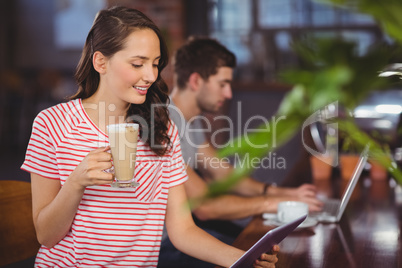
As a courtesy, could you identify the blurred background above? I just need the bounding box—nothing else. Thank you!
[1,0,401,184]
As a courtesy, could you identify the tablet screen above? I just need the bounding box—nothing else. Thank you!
[230,214,307,268]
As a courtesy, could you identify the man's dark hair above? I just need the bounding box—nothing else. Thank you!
[174,36,236,89]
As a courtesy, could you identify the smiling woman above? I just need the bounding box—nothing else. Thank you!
[20,6,279,268]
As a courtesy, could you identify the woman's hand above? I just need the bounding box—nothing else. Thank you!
[69,146,114,189]
[253,245,280,268]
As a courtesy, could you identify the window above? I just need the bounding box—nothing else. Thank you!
[208,0,383,83]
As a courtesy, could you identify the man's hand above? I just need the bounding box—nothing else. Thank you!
[267,184,323,212]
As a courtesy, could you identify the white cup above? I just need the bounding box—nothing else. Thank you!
[277,201,308,223]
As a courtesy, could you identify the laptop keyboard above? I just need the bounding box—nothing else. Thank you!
[322,198,340,215]
[310,198,340,219]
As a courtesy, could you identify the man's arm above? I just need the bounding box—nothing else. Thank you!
[184,166,274,220]
[184,165,322,221]
[196,142,323,210]
[196,142,267,196]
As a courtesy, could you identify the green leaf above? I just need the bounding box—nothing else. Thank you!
[338,120,402,183]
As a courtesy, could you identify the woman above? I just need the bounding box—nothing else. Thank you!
[21,6,278,267]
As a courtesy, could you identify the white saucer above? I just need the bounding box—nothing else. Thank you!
[262,213,317,229]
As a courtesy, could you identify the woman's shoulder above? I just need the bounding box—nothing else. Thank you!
[32,99,85,133]
[34,99,82,123]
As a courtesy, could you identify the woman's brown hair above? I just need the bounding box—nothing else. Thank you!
[72,6,170,155]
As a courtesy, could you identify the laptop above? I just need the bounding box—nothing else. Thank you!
[310,145,369,223]
[230,214,307,268]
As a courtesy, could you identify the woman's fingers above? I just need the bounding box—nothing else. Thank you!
[73,147,115,186]
[253,245,280,267]
[254,253,278,267]
[271,244,280,254]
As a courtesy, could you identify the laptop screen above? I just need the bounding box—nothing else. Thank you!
[335,145,369,220]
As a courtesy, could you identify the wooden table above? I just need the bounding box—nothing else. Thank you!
[230,177,402,268]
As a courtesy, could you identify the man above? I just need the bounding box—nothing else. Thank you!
[158,37,322,268]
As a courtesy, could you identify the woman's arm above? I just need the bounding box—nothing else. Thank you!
[165,184,278,267]
[165,184,244,267]
[31,147,113,248]
[31,173,84,248]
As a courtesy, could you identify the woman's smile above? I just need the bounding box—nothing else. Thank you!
[133,85,149,95]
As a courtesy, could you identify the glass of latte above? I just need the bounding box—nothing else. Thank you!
[107,123,139,188]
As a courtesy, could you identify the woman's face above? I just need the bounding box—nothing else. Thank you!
[101,28,161,106]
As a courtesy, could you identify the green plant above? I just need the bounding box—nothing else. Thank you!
[204,0,402,198]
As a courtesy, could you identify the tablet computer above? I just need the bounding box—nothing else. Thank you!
[230,214,307,268]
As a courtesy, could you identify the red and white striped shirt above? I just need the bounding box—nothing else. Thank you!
[21,99,187,267]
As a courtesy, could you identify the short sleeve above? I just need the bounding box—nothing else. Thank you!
[21,112,60,180]
[167,121,188,188]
